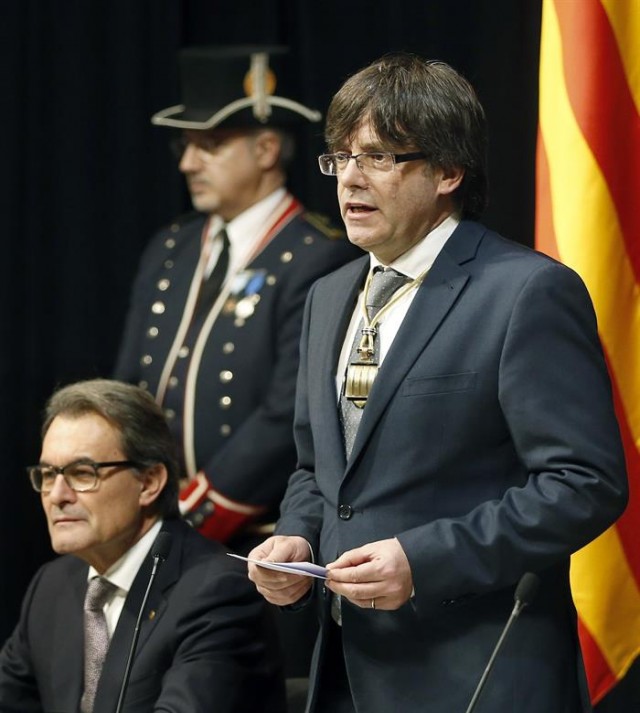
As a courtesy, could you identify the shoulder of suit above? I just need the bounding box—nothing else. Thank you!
[35,554,85,587]
[175,523,260,582]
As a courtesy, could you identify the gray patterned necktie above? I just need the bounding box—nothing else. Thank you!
[339,267,410,456]
[81,576,117,713]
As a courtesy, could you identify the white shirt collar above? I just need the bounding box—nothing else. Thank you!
[206,187,287,275]
[87,519,163,595]
[226,187,287,244]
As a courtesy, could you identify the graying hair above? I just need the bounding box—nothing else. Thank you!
[43,379,179,518]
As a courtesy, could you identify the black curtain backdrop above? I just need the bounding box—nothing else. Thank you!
[1,1,635,708]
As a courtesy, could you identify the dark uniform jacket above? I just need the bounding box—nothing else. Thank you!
[114,193,360,549]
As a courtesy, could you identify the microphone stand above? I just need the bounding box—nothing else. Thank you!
[114,532,172,713]
[464,573,540,713]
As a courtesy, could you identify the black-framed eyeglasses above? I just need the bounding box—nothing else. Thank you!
[318,151,426,176]
[27,460,143,493]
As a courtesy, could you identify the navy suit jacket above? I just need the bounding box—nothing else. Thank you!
[0,519,285,713]
[277,221,628,713]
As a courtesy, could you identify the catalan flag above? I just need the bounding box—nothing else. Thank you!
[536,0,640,704]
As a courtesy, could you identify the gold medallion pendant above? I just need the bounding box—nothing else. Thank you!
[341,267,426,410]
[344,326,378,409]
[344,362,378,409]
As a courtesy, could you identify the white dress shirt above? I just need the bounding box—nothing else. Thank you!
[336,215,460,397]
[86,520,163,637]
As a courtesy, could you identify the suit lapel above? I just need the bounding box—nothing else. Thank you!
[313,257,369,469]
[51,563,87,712]
[346,222,484,469]
[93,521,182,713]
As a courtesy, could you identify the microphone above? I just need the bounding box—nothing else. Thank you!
[114,531,173,713]
[464,572,540,713]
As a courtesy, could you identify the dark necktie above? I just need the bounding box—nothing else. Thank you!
[81,576,117,713]
[196,227,230,314]
[339,267,410,456]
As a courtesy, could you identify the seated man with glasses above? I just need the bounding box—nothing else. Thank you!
[0,378,285,713]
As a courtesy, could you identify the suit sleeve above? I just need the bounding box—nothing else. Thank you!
[396,261,627,612]
[151,561,284,713]
[273,281,326,553]
[0,567,46,713]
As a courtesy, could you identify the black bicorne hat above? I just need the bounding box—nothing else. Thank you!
[151,45,321,130]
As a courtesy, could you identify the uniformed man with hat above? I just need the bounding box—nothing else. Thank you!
[115,45,358,559]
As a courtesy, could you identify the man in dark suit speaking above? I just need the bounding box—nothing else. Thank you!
[247,54,628,712]
[0,379,284,713]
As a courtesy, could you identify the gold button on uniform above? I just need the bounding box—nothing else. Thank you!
[178,346,190,358]
[280,251,293,263]
[220,370,233,383]
[139,380,148,389]
[147,327,159,338]
[152,301,165,314]
[157,278,170,291]
[141,355,152,366]
[220,424,232,436]
[164,259,174,269]
[165,237,176,248]
[219,396,232,409]
[165,409,176,420]
[222,342,235,354]
[266,275,277,286]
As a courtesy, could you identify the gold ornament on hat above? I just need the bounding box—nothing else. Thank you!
[151,48,321,129]
[243,58,277,95]
[244,53,277,123]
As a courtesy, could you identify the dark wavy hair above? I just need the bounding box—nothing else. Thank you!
[43,379,180,518]
[325,53,488,219]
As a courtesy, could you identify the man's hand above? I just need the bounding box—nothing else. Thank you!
[326,537,413,610]
[247,535,313,606]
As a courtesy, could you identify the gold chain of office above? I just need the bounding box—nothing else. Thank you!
[344,267,429,408]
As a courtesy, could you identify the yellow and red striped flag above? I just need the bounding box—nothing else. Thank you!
[536,0,640,703]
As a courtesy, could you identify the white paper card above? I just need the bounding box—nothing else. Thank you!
[227,553,328,579]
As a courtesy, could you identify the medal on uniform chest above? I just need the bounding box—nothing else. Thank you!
[234,294,261,326]
[223,269,267,324]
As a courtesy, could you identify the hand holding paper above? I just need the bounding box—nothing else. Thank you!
[245,535,315,606]
[325,537,413,611]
